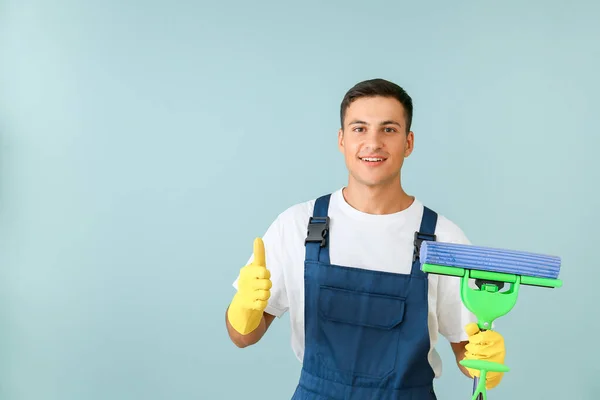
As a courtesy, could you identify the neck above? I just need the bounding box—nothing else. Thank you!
[342,177,414,215]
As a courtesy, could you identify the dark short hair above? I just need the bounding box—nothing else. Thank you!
[340,78,413,132]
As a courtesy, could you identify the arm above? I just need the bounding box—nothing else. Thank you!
[225,238,273,345]
[450,341,472,378]
[435,221,505,388]
[226,309,276,348]
[226,215,289,347]
[433,222,479,377]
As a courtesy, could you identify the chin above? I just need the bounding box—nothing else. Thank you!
[350,170,400,188]
[352,175,390,187]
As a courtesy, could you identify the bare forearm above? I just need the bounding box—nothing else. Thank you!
[451,341,473,378]
[225,307,274,348]
[456,359,471,378]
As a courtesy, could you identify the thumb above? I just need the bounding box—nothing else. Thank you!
[465,322,480,337]
[252,237,266,267]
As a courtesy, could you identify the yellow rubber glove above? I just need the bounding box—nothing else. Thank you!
[227,238,272,335]
[463,323,506,389]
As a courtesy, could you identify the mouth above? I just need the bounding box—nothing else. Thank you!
[359,156,387,165]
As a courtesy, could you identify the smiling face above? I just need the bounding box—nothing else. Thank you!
[338,95,414,188]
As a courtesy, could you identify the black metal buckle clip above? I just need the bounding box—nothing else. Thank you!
[413,231,436,262]
[305,216,330,247]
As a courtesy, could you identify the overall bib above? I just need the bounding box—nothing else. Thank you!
[291,194,439,400]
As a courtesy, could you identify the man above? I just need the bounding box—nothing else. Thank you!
[225,78,506,399]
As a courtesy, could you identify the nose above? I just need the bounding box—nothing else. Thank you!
[363,129,384,150]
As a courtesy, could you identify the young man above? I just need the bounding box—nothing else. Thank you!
[225,79,506,399]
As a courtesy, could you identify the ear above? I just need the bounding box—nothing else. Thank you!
[337,128,344,153]
[404,131,414,157]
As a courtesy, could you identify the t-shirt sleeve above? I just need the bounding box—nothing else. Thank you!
[232,214,289,318]
[435,221,479,343]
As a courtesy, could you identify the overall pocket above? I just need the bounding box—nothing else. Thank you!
[316,285,406,379]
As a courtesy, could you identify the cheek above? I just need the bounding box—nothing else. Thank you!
[392,140,407,155]
[342,139,359,155]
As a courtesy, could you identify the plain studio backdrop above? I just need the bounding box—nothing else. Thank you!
[0,1,598,399]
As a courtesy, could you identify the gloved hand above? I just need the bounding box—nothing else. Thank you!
[463,323,506,389]
[227,238,272,335]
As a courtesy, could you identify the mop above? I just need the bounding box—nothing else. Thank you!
[419,240,562,400]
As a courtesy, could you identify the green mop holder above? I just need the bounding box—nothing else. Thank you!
[421,263,562,399]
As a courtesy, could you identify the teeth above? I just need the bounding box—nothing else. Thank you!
[362,157,383,162]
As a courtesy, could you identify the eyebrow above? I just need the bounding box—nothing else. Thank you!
[380,120,403,127]
[348,119,403,127]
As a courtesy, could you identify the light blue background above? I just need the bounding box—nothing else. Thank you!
[1,1,598,399]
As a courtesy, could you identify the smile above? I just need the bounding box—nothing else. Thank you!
[359,157,386,162]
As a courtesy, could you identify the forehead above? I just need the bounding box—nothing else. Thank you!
[344,96,406,124]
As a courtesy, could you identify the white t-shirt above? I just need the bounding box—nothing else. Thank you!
[233,188,477,378]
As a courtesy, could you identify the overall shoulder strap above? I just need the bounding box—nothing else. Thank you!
[304,194,331,264]
[411,206,438,275]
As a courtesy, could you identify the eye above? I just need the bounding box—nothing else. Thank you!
[353,127,365,133]
[384,127,397,133]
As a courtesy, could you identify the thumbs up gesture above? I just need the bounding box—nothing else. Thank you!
[237,238,272,310]
[227,238,273,335]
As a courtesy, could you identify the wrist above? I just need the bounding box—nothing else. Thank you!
[228,295,264,335]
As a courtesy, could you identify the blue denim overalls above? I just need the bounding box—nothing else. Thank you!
[291,193,439,400]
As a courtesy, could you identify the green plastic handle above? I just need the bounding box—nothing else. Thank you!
[459,360,510,400]
[460,359,510,373]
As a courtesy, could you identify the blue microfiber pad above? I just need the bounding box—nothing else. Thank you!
[420,241,561,279]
